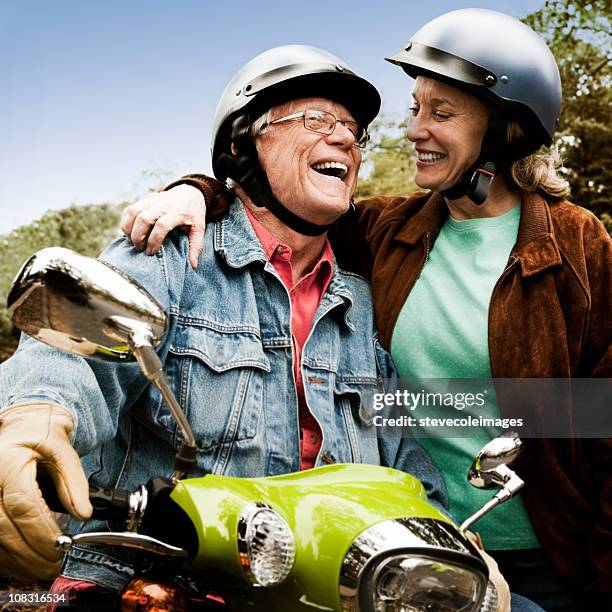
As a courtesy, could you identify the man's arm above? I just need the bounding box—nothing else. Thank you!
[0,233,189,579]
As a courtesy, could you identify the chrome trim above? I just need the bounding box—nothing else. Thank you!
[339,517,483,611]
[125,485,148,532]
[55,531,188,557]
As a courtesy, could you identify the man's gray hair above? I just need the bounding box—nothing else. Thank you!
[250,109,273,138]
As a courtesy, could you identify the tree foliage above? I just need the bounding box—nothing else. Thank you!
[523,0,612,230]
[0,203,124,360]
[356,114,419,200]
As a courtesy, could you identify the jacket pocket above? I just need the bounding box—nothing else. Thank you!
[333,377,380,464]
[335,377,379,427]
[158,321,271,452]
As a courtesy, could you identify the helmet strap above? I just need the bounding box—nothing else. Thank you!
[440,112,511,205]
[218,114,354,237]
[441,160,498,205]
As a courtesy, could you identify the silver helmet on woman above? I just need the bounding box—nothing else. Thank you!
[386,9,562,203]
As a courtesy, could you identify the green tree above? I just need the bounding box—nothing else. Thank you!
[0,203,125,361]
[523,0,612,231]
[356,113,418,200]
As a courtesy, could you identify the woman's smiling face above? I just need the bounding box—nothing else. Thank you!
[406,76,490,193]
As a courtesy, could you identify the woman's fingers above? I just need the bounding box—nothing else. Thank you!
[120,186,206,261]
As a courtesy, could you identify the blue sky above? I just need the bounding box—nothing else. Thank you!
[1,0,547,234]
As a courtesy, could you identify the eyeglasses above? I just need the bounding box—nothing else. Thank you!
[268,109,369,149]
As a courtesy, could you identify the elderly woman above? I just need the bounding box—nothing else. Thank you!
[123,9,611,611]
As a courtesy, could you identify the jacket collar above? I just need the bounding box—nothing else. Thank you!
[513,192,562,277]
[214,198,268,268]
[393,191,448,246]
[214,198,356,327]
[393,191,562,277]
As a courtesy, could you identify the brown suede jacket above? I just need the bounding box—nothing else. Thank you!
[332,190,612,602]
[170,175,612,601]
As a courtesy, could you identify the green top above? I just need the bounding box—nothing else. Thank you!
[390,204,540,550]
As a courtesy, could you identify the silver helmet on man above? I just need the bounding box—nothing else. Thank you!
[211,45,381,234]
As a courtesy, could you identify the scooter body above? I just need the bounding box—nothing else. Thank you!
[172,464,452,610]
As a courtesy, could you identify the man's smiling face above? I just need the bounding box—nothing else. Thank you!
[254,97,361,225]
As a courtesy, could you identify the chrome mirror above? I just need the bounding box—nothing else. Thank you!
[467,430,524,489]
[461,431,525,533]
[7,247,167,361]
[8,247,196,479]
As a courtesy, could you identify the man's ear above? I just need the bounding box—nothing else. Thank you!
[234,137,261,157]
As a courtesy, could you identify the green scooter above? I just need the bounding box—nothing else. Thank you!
[8,248,525,611]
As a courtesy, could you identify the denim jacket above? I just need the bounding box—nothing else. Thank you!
[0,200,445,590]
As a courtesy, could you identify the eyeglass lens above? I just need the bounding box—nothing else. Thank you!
[304,110,368,147]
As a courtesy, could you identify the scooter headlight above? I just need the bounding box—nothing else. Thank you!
[238,503,296,587]
[363,554,486,611]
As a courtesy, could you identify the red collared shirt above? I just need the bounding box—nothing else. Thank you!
[244,206,333,470]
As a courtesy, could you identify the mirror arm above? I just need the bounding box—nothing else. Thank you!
[460,466,524,533]
[104,315,198,481]
[130,343,196,449]
[132,345,198,481]
[460,497,501,533]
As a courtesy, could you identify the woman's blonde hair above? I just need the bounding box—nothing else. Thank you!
[506,120,570,199]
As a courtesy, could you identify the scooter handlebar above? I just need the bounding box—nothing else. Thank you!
[38,471,133,525]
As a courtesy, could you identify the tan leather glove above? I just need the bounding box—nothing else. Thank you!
[467,532,511,612]
[0,402,92,579]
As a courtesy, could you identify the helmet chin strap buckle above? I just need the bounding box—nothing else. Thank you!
[441,160,497,206]
[468,161,497,205]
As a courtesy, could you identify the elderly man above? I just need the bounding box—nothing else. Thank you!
[0,45,451,606]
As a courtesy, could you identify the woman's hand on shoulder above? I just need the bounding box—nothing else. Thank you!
[121,184,206,269]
